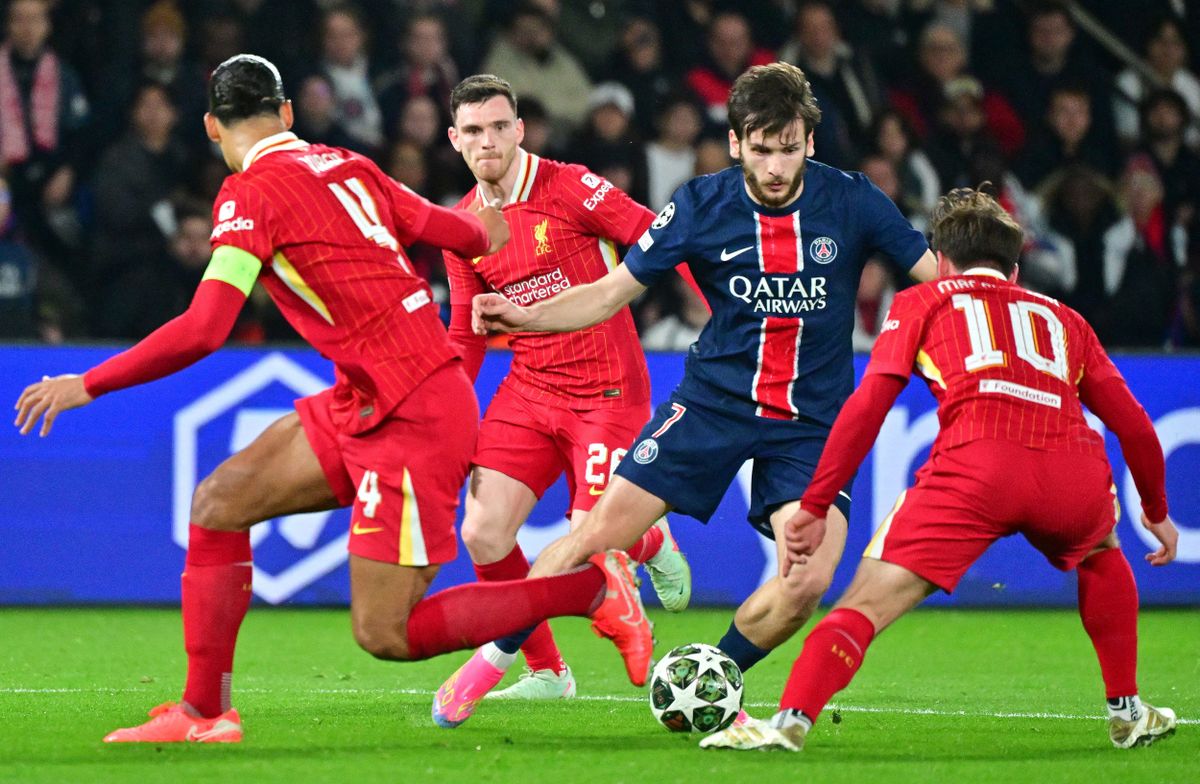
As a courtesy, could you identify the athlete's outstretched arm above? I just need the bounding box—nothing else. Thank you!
[14,248,257,436]
[1080,374,1177,565]
[783,373,908,568]
[472,264,647,335]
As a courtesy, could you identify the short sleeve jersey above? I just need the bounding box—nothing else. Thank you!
[444,151,653,408]
[210,133,454,434]
[623,162,928,425]
[865,269,1117,457]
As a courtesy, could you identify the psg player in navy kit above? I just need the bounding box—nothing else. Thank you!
[473,63,937,692]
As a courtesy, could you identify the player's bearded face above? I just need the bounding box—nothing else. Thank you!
[737,124,811,208]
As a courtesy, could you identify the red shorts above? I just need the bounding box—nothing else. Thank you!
[473,381,650,513]
[295,361,479,566]
[866,439,1117,592]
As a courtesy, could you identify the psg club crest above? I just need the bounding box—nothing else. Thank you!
[810,236,838,264]
[633,438,659,464]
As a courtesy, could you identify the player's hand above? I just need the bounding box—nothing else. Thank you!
[1141,513,1179,566]
[472,292,531,335]
[14,374,92,437]
[472,200,509,255]
[784,507,826,573]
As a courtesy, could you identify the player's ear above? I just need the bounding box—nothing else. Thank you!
[279,100,294,130]
[203,112,221,144]
[1008,262,1020,283]
[727,129,741,160]
[447,125,461,152]
[805,131,815,157]
[935,251,953,278]
[514,117,525,146]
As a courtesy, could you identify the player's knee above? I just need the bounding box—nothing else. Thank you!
[779,567,834,615]
[191,472,245,531]
[352,619,413,661]
[461,514,515,564]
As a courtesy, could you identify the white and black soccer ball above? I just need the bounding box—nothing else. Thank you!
[648,643,744,733]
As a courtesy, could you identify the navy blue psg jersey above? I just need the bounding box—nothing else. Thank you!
[624,162,928,426]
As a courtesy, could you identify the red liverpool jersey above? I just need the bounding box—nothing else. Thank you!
[210,132,456,434]
[445,150,653,408]
[865,268,1120,457]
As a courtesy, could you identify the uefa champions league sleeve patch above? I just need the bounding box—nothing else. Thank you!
[651,202,675,230]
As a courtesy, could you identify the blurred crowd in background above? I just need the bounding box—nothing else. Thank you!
[1,0,1199,350]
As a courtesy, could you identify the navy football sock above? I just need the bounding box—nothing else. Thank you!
[717,620,770,672]
[495,625,537,655]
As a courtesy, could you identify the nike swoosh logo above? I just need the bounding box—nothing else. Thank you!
[720,245,755,261]
[352,522,384,535]
[589,486,605,496]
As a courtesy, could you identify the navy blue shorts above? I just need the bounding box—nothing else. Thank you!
[615,390,854,536]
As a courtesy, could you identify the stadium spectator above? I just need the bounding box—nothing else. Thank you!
[923,76,1004,190]
[694,135,732,175]
[640,273,709,351]
[1042,164,1120,321]
[376,13,459,139]
[605,16,677,141]
[854,153,908,350]
[481,3,592,134]
[0,174,35,337]
[1098,155,1186,347]
[89,82,189,337]
[565,82,645,201]
[685,12,775,124]
[1018,84,1116,190]
[1134,89,1200,232]
[1,0,90,273]
[643,93,701,211]
[779,1,883,154]
[514,95,553,156]
[135,2,206,150]
[889,22,1024,157]
[1114,16,1200,148]
[290,73,362,152]
[320,4,385,154]
[867,108,940,219]
[837,0,912,89]
[992,1,1115,159]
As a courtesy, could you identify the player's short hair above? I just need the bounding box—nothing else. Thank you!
[727,62,822,141]
[208,54,286,125]
[450,74,518,122]
[930,186,1024,277]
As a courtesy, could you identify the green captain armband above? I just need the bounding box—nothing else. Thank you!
[202,245,263,296]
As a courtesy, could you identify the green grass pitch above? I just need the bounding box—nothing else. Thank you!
[1,607,1195,783]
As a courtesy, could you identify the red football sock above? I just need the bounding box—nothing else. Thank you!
[474,545,565,674]
[624,524,664,563]
[1077,547,1139,698]
[406,565,604,660]
[182,525,252,718]
[779,608,876,722]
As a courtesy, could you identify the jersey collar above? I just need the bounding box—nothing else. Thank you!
[505,148,540,205]
[242,131,309,172]
[961,267,1009,280]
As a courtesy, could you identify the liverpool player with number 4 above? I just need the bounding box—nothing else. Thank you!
[702,187,1179,753]
[474,62,937,702]
[14,55,655,743]
[434,75,693,727]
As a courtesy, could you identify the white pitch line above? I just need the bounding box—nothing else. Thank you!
[2,686,1195,725]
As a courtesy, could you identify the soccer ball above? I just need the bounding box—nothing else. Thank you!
[648,643,743,733]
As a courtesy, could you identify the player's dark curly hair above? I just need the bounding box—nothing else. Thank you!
[450,74,518,122]
[727,62,822,141]
[930,185,1024,277]
[208,54,286,125]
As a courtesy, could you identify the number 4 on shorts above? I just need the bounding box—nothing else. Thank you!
[357,470,382,518]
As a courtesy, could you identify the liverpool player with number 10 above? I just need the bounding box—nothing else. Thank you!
[14,55,654,743]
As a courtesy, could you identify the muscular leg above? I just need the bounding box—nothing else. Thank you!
[460,467,539,564]
[529,476,670,578]
[778,557,936,723]
[728,502,849,656]
[349,556,441,660]
[182,412,340,718]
